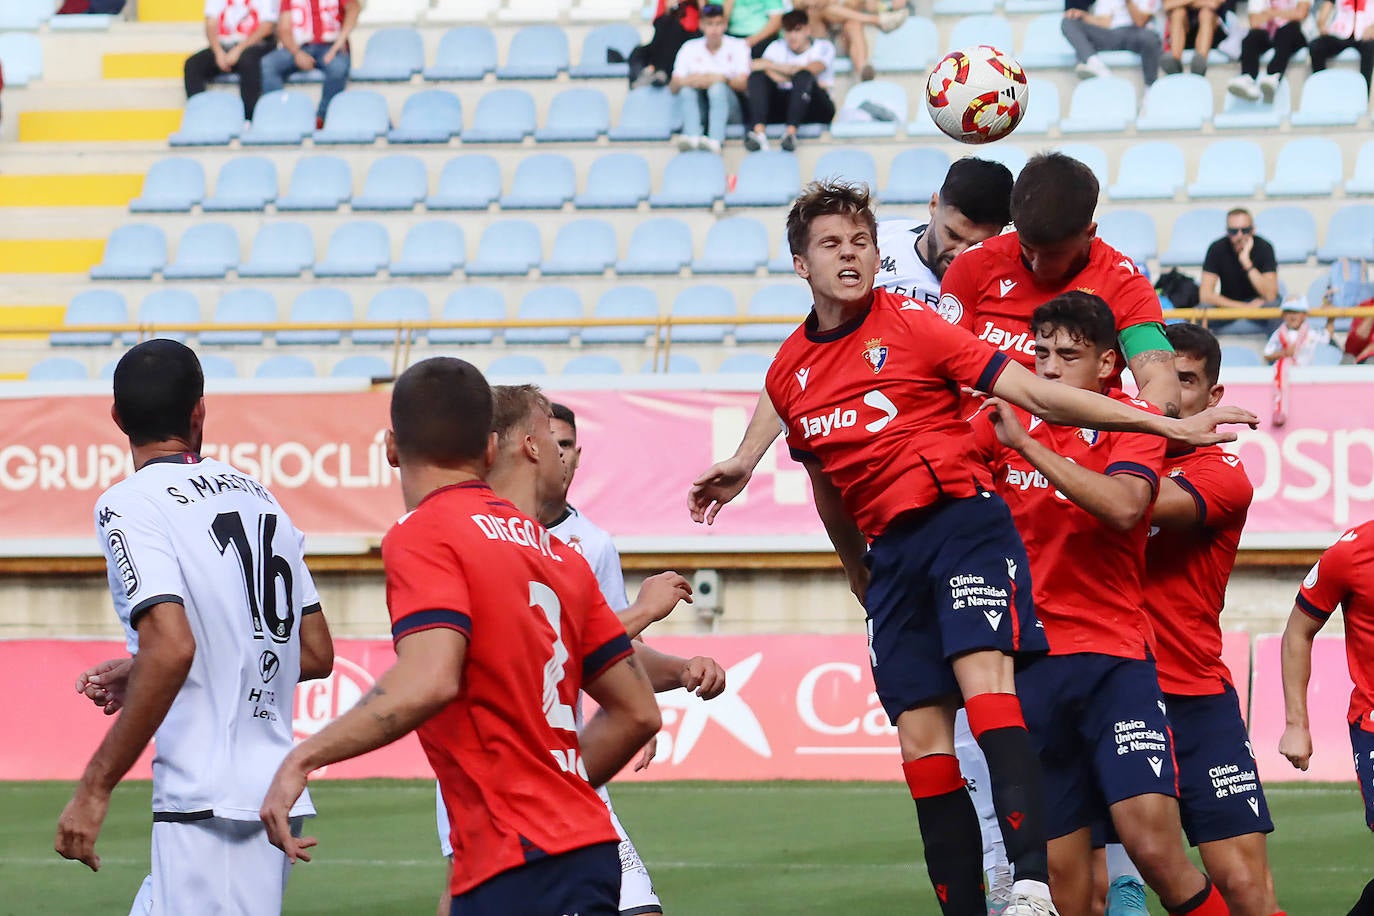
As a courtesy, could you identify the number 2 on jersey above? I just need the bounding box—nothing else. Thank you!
[211,511,297,644]
[530,581,577,732]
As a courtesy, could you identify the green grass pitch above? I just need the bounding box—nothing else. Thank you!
[1,780,1366,914]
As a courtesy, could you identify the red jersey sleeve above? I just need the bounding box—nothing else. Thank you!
[1112,267,1167,333]
[1297,533,1356,623]
[1103,399,1166,497]
[966,405,1001,466]
[384,520,473,644]
[937,246,981,333]
[765,355,817,464]
[1170,452,1253,531]
[905,303,1011,393]
[569,555,634,683]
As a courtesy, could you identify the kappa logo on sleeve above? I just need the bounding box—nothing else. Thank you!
[106,530,140,598]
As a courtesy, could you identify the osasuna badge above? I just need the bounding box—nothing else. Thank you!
[862,337,888,374]
[1077,428,1100,446]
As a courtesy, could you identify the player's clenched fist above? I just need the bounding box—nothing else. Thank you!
[637,572,694,624]
[680,656,727,700]
[1278,724,1313,771]
[54,787,109,872]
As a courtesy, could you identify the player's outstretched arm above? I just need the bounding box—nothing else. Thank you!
[299,609,335,682]
[688,389,783,525]
[56,603,196,872]
[616,572,694,640]
[580,655,662,787]
[1279,604,1324,771]
[634,642,727,698]
[1126,346,1183,419]
[75,657,134,717]
[802,460,869,604]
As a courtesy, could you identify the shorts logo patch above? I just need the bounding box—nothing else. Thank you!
[106,530,139,598]
[983,609,1004,630]
[1157,699,1167,717]
[1005,811,1024,831]
[1247,797,1260,817]
[1147,756,1164,777]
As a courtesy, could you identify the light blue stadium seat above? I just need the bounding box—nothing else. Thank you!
[241,91,315,146]
[240,222,314,278]
[1266,137,1342,197]
[197,355,237,379]
[91,224,167,280]
[427,154,502,209]
[542,218,618,275]
[1346,139,1374,195]
[487,355,549,377]
[500,153,577,209]
[1108,141,1185,200]
[27,357,87,381]
[130,158,206,213]
[737,284,810,343]
[1215,77,1290,129]
[1311,343,1345,366]
[279,287,352,345]
[424,27,497,80]
[0,33,44,85]
[935,0,997,12]
[314,89,390,143]
[563,354,624,374]
[498,25,570,79]
[1161,208,1227,266]
[355,287,432,344]
[137,289,200,343]
[767,235,796,274]
[164,222,239,280]
[1187,140,1265,198]
[832,80,907,138]
[316,221,391,277]
[388,89,463,143]
[433,287,506,345]
[571,23,639,78]
[255,355,318,379]
[650,152,726,208]
[202,289,277,346]
[1256,206,1317,264]
[667,285,735,343]
[1060,77,1136,133]
[584,286,658,344]
[508,287,583,344]
[535,88,611,142]
[881,147,952,204]
[1136,74,1213,131]
[463,88,537,142]
[976,144,1029,180]
[692,217,769,274]
[726,121,825,141]
[332,355,394,379]
[872,17,938,72]
[201,156,277,212]
[392,221,465,276]
[643,353,702,374]
[351,28,424,81]
[1318,205,1374,261]
[1291,70,1367,127]
[352,155,427,210]
[725,151,801,207]
[0,0,50,30]
[946,15,1014,51]
[609,86,679,141]
[276,155,352,210]
[52,290,126,346]
[717,352,775,373]
[170,92,245,146]
[1018,14,1076,68]
[467,220,543,275]
[616,217,692,274]
[814,149,879,192]
[574,152,650,208]
[1096,210,1158,264]
[1055,142,1109,189]
[1009,79,1059,135]
[1219,345,1263,367]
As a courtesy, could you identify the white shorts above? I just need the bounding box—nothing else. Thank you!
[129,816,302,916]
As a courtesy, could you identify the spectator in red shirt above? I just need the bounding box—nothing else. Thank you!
[260,0,360,126]
[628,0,702,88]
[184,0,277,119]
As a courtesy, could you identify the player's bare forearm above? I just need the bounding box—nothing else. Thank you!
[1015,438,1154,531]
[803,460,869,600]
[580,655,662,787]
[635,642,692,692]
[1150,476,1203,530]
[617,571,692,639]
[1128,350,1183,418]
[739,389,783,465]
[299,611,335,681]
[1280,606,1322,729]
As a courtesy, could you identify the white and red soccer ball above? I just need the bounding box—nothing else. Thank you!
[925,45,1029,145]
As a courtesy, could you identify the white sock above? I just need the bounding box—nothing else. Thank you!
[1106,843,1143,882]
[1012,878,1052,900]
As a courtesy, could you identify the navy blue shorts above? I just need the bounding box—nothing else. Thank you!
[1351,724,1374,831]
[1167,686,1274,845]
[1017,653,1178,840]
[863,491,1047,724]
[451,842,620,916]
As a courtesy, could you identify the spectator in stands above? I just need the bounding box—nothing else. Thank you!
[1264,297,1334,365]
[629,0,702,88]
[1200,208,1281,311]
[744,9,836,151]
[1228,0,1308,101]
[184,0,277,120]
[670,3,751,153]
[1060,0,1164,83]
[790,0,909,81]
[260,0,360,129]
[1161,0,1229,74]
[1309,0,1374,91]
[724,0,785,58]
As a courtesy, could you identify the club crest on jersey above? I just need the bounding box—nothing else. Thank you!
[862,337,888,374]
[1077,428,1100,446]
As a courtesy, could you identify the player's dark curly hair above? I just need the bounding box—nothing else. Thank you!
[113,339,204,446]
[1011,152,1099,247]
[1166,323,1222,388]
[786,180,878,259]
[391,357,493,467]
[1031,291,1117,352]
[941,157,1013,228]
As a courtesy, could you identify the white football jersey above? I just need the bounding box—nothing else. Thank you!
[549,505,629,612]
[95,455,319,822]
[875,218,942,306]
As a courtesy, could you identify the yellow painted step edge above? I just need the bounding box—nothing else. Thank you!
[137,0,203,23]
[0,175,143,208]
[0,306,65,341]
[19,109,182,144]
[0,241,105,275]
[103,52,187,81]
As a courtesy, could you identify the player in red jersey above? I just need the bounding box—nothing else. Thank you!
[1280,518,1374,914]
[763,181,1253,916]
[259,358,663,916]
[939,151,1182,419]
[969,293,1231,916]
[1145,324,1282,916]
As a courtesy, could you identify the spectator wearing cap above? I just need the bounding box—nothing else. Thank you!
[670,3,751,153]
[260,0,360,128]
[1309,0,1374,91]
[1228,0,1309,101]
[1265,297,1334,365]
[185,0,277,119]
[1200,207,1280,310]
[744,9,836,151]
[723,0,786,58]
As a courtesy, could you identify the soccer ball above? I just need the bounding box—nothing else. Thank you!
[925,46,1029,145]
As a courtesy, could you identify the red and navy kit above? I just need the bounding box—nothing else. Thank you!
[382,481,633,899]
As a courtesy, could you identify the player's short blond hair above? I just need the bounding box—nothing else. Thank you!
[491,384,552,449]
[786,180,878,260]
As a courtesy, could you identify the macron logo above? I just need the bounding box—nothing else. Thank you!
[1247,797,1260,817]
[983,610,1004,630]
[999,279,1017,297]
[1147,756,1164,777]
[796,368,810,391]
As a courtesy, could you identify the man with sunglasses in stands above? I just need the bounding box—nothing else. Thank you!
[1200,208,1280,313]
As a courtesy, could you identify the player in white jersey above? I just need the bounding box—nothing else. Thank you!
[55,340,334,916]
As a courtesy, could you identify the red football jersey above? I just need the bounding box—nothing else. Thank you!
[970,391,1165,658]
[765,288,1011,539]
[1297,520,1374,732]
[939,232,1164,386]
[382,481,633,896]
[1143,447,1253,696]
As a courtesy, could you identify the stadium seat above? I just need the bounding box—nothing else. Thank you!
[202,289,278,346]
[91,224,167,280]
[882,147,952,204]
[609,86,679,141]
[201,156,277,212]
[946,15,1013,52]
[584,286,658,344]
[432,286,506,345]
[574,152,651,208]
[1096,210,1158,264]
[1108,141,1186,200]
[717,352,775,373]
[1017,14,1076,68]
[497,25,570,79]
[427,154,503,209]
[871,17,938,72]
[1291,69,1368,127]
[542,218,618,275]
[725,151,801,208]
[314,90,390,144]
[650,152,726,208]
[392,221,466,276]
[164,223,239,280]
[331,355,395,379]
[1214,77,1290,129]
[1265,137,1342,197]
[428,0,500,21]
[351,28,424,81]
[27,357,87,381]
[1318,205,1374,261]
[814,149,879,192]
[692,217,769,274]
[1060,77,1136,133]
[315,221,391,277]
[279,287,352,345]
[1218,345,1263,368]
[977,145,1029,180]
[487,355,549,377]
[500,153,577,209]
[667,285,735,343]
[1347,139,1374,195]
[562,354,624,374]
[1162,208,1227,266]
[1187,140,1265,198]
[507,287,584,344]
[463,88,537,142]
[1136,74,1213,131]
[535,88,611,142]
[424,27,497,80]
[737,284,810,343]
[356,287,432,344]
[1311,343,1345,366]
[1055,143,1109,189]
[467,220,543,275]
[137,289,200,342]
[130,159,206,213]
[255,355,318,379]
[570,23,639,78]
[1256,206,1318,263]
[239,222,315,278]
[643,353,702,374]
[276,156,352,211]
[359,0,428,24]
[501,0,572,17]
[241,91,315,146]
[352,155,428,210]
[1012,79,1060,135]
[832,80,907,139]
[934,0,995,13]
[0,33,43,85]
[388,89,463,143]
[570,0,640,21]
[616,217,693,274]
[169,92,246,147]
[52,290,127,346]
[767,235,797,274]
[198,355,238,379]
